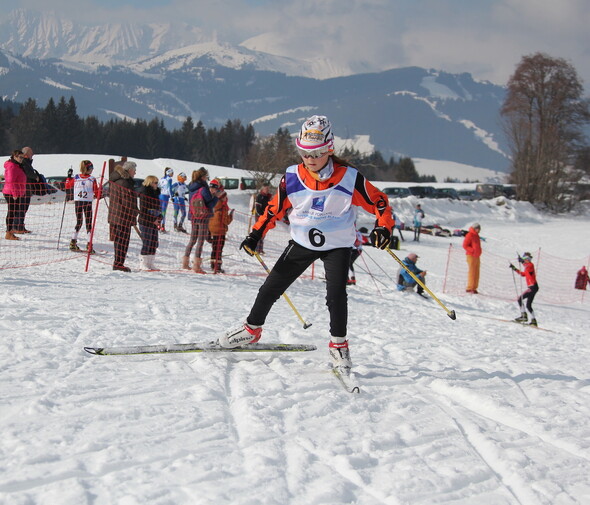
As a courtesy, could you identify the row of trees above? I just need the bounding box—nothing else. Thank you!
[501,52,590,210]
[0,96,428,183]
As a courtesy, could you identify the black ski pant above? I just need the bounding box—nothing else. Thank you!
[518,283,539,314]
[74,200,93,234]
[247,241,351,338]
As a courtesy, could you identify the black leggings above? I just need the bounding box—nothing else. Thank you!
[4,194,22,231]
[74,201,93,234]
[247,241,351,338]
[518,283,539,313]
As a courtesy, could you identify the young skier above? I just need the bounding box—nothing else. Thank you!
[510,252,539,326]
[68,160,99,253]
[158,167,174,232]
[218,115,395,372]
[171,172,189,233]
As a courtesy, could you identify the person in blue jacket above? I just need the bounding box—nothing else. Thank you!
[397,253,427,296]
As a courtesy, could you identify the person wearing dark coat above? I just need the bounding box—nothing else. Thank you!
[108,161,139,272]
[137,175,162,271]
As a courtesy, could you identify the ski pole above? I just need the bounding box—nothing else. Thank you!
[56,192,68,250]
[360,252,383,294]
[385,247,457,320]
[246,247,312,329]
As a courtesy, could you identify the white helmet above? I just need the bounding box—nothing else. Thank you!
[296,115,334,152]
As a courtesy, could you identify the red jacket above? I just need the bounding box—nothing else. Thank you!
[516,261,537,286]
[462,227,482,257]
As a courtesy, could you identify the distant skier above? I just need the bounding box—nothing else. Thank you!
[413,203,424,241]
[510,252,539,327]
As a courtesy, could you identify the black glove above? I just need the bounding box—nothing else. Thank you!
[240,230,262,256]
[509,263,518,271]
[370,226,391,250]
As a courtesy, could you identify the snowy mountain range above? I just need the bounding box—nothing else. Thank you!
[0,9,511,172]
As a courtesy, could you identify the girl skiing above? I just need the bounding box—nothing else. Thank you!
[67,160,99,253]
[158,167,174,232]
[510,252,539,326]
[171,172,189,233]
[218,115,395,373]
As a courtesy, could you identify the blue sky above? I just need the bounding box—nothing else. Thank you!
[2,0,589,86]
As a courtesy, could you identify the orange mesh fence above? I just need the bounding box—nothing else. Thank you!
[1,182,319,279]
[443,244,589,304]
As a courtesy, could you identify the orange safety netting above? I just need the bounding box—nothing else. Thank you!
[0,181,310,278]
[443,244,589,304]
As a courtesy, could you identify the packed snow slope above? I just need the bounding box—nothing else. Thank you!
[1,154,589,505]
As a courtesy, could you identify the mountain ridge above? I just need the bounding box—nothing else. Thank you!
[0,9,511,172]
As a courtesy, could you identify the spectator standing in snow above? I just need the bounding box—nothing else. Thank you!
[575,266,589,290]
[138,175,162,271]
[254,182,272,253]
[462,223,482,294]
[218,115,395,374]
[158,167,174,233]
[108,161,139,272]
[183,177,220,273]
[171,172,189,233]
[68,160,99,253]
[393,212,404,241]
[510,252,539,326]
[396,253,427,296]
[208,180,234,274]
[413,203,424,241]
[3,150,27,241]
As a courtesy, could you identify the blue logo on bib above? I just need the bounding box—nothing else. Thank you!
[311,196,325,212]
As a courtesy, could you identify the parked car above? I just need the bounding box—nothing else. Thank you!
[502,185,517,199]
[46,176,69,191]
[383,187,411,198]
[217,177,267,190]
[475,183,507,199]
[457,189,481,201]
[217,177,239,190]
[408,186,436,198]
[434,188,460,200]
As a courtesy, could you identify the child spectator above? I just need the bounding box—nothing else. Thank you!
[208,180,234,274]
[138,176,162,271]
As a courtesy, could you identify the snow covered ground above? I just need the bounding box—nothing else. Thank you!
[1,155,589,505]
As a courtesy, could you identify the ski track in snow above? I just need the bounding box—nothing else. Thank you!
[1,172,590,504]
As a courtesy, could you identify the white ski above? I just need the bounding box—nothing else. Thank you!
[332,367,360,394]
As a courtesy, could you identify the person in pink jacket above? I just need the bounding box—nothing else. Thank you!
[462,223,482,293]
[3,150,27,241]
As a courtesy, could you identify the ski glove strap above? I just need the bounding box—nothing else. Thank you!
[240,230,262,256]
[370,226,391,250]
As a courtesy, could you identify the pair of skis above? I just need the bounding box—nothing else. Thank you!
[84,342,360,393]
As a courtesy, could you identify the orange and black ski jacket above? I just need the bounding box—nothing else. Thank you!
[251,162,395,238]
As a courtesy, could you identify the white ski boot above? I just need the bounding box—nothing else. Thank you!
[329,340,352,371]
[219,322,262,348]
